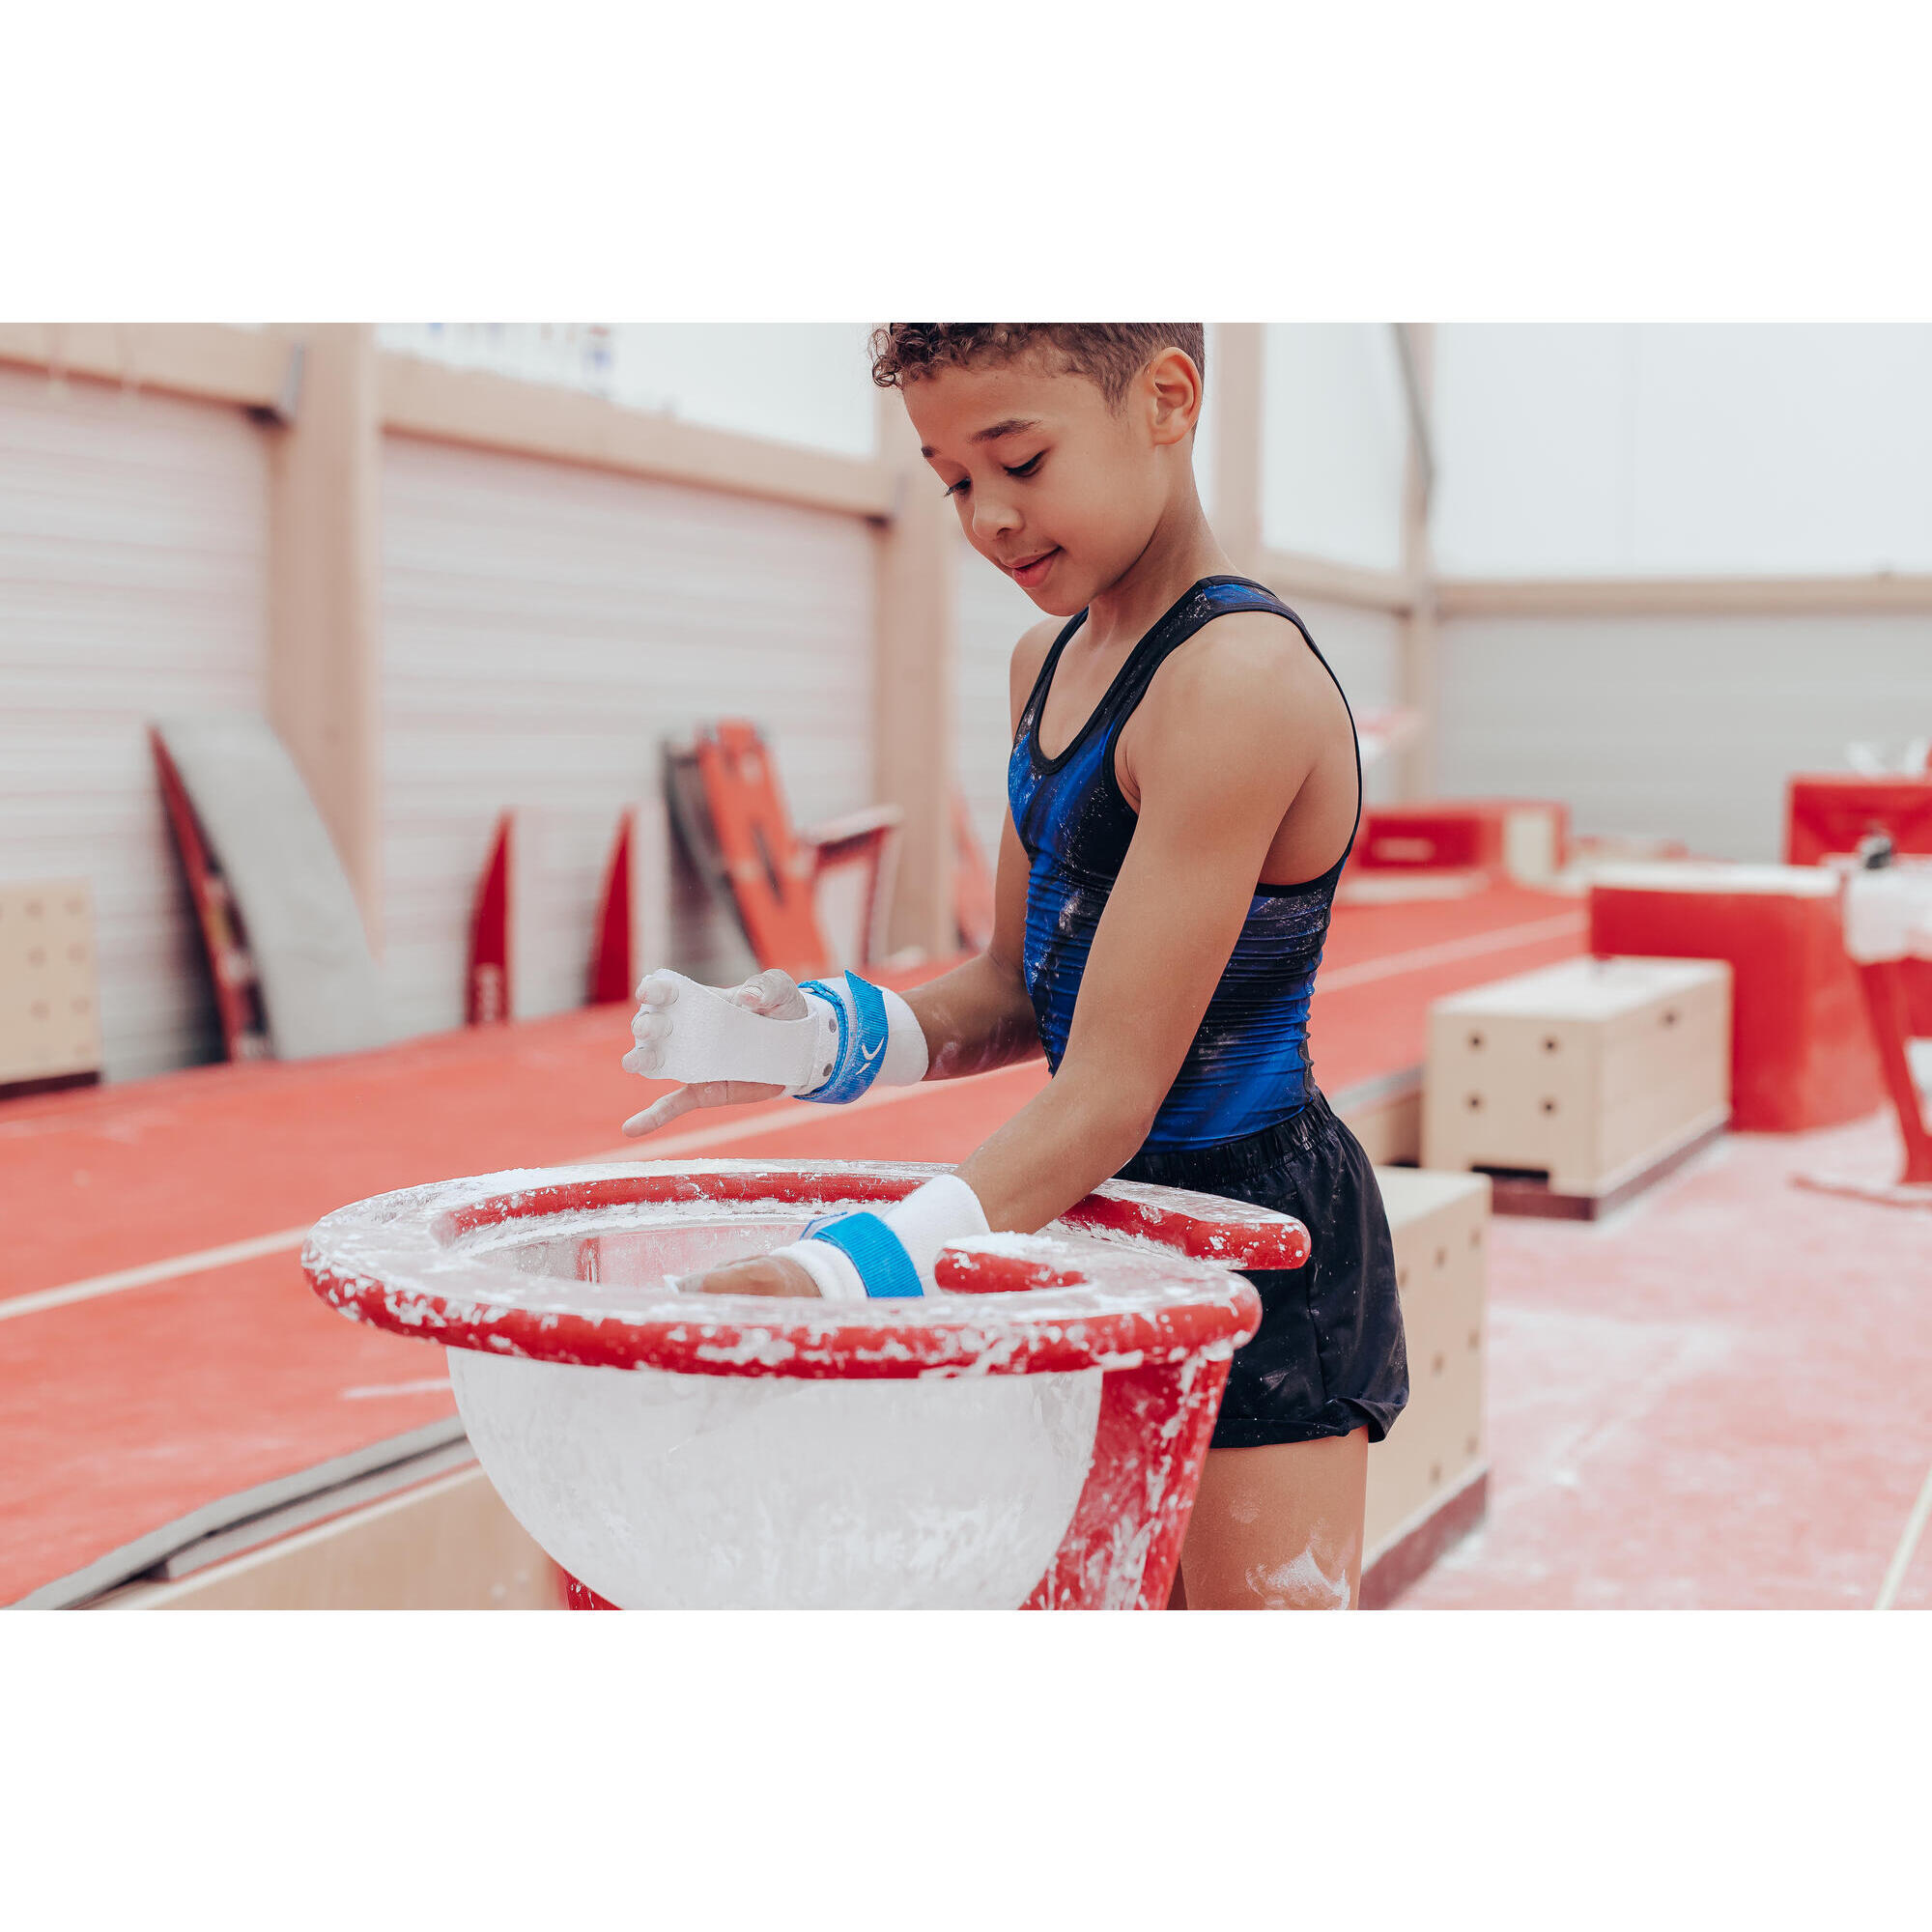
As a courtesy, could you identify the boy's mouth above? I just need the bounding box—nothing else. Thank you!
[1005,548,1059,586]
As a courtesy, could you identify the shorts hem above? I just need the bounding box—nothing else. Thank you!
[1210,1396,1404,1450]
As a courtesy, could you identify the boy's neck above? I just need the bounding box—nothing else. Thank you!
[1080,495,1238,654]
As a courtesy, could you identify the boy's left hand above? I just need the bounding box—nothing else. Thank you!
[679,1254,823,1298]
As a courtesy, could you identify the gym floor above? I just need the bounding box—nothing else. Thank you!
[4,877,1925,1610]
[1403,1106,1932,1609]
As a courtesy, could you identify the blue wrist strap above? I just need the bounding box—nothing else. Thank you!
[797,970,891,1106]
[807,1211,924,1299]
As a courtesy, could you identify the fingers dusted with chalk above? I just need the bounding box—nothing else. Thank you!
[622,1008,671,1075]
[622,1085,699,1138]
[620,966,830,1138]
[622,1077,791,1139]
[624,975,677,1075]
[732,969,810,1020]
[618,1097,696,1136]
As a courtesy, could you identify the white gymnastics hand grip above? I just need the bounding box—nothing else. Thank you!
[642,971,827,1092]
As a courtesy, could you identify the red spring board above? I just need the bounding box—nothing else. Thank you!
[467,814,512,1026]
[588,812,635,1008]
[694,722,836,981]
[150,730,270,1062]
[1356,800,1568,874]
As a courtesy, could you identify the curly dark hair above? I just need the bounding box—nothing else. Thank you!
[868,324,1206,410]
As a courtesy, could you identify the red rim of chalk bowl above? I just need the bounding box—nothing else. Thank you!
[299,1158,1305,1378]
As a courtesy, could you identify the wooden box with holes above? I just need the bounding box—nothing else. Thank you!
[0,879,102,1099]
[1421,955,1732,1219]
[1360,1167,1492,1607]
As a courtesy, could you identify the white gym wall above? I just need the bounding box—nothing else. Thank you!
[1435,614,1932,862]
[0,365,271,1080]
[1433,326,1932,578]
[378,325,878,459]
[952,527,1039,869]
[1260,324,1411,810]
[1262,324,1409,572]
[1432,325,1932,858]
[380,433,878,1040]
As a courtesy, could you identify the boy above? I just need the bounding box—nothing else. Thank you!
[622,324,1406,1609]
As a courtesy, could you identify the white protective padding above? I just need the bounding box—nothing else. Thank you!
[879,1173,991,1289]
[1590,861,1840,897]
[1841,867,1932,965]
[448,1348,1103,1609]
[156,715,388,1059]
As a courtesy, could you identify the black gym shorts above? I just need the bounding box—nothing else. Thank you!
[1118,1090,1409,1448]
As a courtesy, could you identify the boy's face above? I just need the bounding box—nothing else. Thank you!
[903,349,1198,616]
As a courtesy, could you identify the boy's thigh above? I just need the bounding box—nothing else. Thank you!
[1173,1430,1368,1610]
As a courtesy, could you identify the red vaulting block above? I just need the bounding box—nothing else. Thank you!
[1358,800,1569,885]
[1588,863,1883,1133]
[1785,774,1932,867]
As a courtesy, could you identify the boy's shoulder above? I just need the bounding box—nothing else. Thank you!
[1124,605,1349,801]
[1007,614,1065,714]
[1151,604,1336,724]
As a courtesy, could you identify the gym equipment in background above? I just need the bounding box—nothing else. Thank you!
[1797,862,1932,1206]
[1362,1169,1492,1607]
[1786,767,1932,1038]
[1588,863,1882,1133]
[1356,798,1570,888]
[151,718,387,1062]
[0,880,101,1099]
[1422,956,1731,1218]
[665,721,903,982]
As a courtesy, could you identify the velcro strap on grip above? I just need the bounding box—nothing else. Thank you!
[806,1211,925,1299]
[797,971,892,1106]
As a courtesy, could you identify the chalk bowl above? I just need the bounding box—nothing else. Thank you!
[301,1160,1305,1609]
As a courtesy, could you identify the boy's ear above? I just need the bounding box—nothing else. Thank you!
[1144,347,1204,447]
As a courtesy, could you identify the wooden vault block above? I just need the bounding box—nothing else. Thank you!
[1422,955,1731,1214]
[0,879,102,1095]
[1335,1068,1424,1168]
[1362,1167,1491,1603]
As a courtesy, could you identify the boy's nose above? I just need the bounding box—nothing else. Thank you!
[973,495,1019,542]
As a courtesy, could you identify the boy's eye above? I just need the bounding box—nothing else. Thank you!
[941,452,1041,497]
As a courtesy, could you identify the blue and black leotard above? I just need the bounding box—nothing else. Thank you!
[1008,575,1362,1151]
[1008,574,1407,1449]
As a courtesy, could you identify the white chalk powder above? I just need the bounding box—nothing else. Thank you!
[1246,1546,1350,1610]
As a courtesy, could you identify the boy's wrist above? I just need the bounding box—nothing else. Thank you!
[797,971,928,1104]
[773,1174,990,1300]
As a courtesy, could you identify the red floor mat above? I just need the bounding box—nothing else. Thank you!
[2,890,1587,1605]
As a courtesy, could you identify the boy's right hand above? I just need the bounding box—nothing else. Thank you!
[620,968,820,1139]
